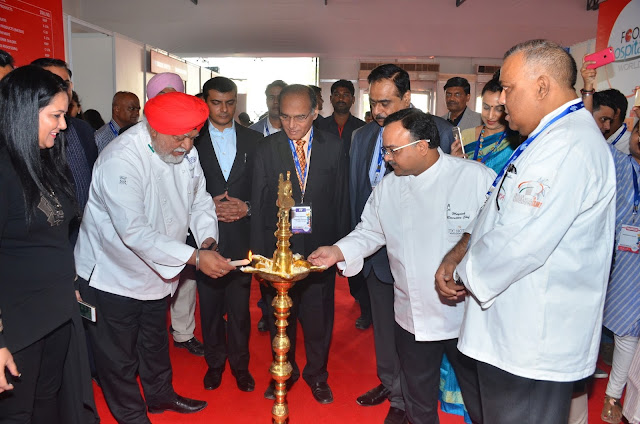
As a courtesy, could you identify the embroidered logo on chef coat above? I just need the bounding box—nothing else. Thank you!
[512,179,549,208]
[120,176,127,185]
[447,204,471,237]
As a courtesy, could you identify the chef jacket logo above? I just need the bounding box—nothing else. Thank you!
[447,204,471,236]
[513,179,549,208]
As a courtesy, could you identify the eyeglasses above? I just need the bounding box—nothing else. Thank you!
[381,139,428,157]
[279,112,312,123]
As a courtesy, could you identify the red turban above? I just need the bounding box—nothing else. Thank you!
[144,92,208,135]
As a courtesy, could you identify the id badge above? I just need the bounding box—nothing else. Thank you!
[617,225,640,253]
[291,204,312,234]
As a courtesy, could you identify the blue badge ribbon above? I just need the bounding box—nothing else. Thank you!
[371,128,386,188]
[108,121,119,137]
[632,162,639,218]
[611,123,627,146]
[288,127,314,198]
[487,101,584,197]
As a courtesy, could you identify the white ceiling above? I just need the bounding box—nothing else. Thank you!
[64,0,598,60]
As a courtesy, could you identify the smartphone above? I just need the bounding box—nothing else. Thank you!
[635,88,640,107]
[585,47,615,69]
[78,300,96,322]
[452,126,465,156]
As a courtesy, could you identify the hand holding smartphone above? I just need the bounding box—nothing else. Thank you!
[452,126,465,157]
[584,47,615,69]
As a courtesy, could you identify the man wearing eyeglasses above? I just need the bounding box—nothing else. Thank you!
[346,63,455,424]
[75,92,235,422]
[309,108,493,424]
[95,91,141,152]
[251,84,349,405]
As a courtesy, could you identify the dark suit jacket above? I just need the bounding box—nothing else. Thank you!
[69,116,99,169]
[317,113,366,154]
[195,122,262,259]
[349,114,454,284]
[251,128,349,258]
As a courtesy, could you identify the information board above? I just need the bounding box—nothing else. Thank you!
[0,0,65,66]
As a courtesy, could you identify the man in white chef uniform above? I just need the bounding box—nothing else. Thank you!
[435,39,616,424]
[309,108,494,424]
[75,92,236,423]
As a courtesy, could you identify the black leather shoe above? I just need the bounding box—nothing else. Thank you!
[203,367,224,390]
[355,315,372,330]
[356,383,390,406]
[264,379,295,400]
[148,394,207,414]
[174,337,204,356]
[232,369,255,392]
[384,406,408,424]
[310,382,334,404]
[257,317,268,332]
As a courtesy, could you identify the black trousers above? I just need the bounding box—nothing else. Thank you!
[263,267,335,386]
[80,283,174,424]
[476,361,574,424]
[367,272,403,409]
[0,321,71,424]
[348,272,371,319]
[395,324,482,424]
[197,270,252,371]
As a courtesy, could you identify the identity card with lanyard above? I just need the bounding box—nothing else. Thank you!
[618,160,640,253]
[486,101,585,201]
[290,128,313,234]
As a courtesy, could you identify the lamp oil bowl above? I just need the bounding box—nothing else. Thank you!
[240,172,325,423]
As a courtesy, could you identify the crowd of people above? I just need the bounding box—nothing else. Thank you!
[0,38,639,424]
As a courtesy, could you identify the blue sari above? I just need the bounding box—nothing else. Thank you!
[461,128,517,174]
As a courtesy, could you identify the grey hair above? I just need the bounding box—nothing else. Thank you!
[503,39,577,89]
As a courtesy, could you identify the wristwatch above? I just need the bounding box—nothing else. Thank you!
[244,201,252,217]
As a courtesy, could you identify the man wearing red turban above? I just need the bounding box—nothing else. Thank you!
[74,92,234,422]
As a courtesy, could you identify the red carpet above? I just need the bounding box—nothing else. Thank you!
[93,276,611,423]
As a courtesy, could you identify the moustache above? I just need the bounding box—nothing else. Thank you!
[374,114,386,122]
[174,147,187,153]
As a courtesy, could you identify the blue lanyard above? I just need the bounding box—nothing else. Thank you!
[611,123,627,146]
[632,163,639,218]
[108,121,119,137]
[487,101,584,197]
[288,127,314,198]
[372,128,385,187]
[473,130,508,163]
[264,121,270,136]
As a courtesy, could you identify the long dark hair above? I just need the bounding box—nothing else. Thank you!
[0,65,76,224]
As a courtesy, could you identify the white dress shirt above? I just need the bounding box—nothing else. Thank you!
[336,150,495,341]
[75,123,218,300]
[457,99,617,382]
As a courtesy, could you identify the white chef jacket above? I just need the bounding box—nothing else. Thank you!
[336,149,495,341]
[457,99,617,382]
[74,123,218,300]
[607,123,631,155]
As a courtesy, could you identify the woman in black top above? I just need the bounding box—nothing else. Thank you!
[0,66,98,423]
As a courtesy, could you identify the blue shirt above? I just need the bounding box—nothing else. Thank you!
[603,146,640,337]
[208,120,236,181]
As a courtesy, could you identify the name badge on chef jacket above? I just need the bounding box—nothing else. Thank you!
[291,204,312,234]
[617,225,640,253]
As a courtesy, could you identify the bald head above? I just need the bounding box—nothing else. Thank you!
[112,91,140,127]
